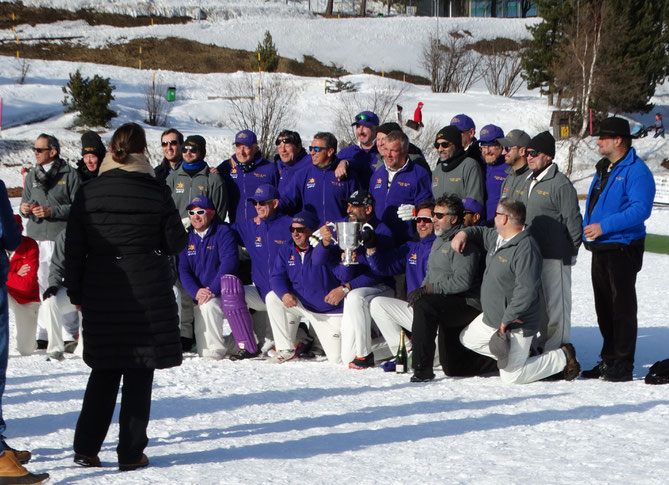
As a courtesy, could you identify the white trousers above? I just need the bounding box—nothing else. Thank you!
[35,239,55,340]
[193,297,228,359]
[8,296,39,356]
[539,259,572,351]
[39,287,80,355]
[340,285,393,364]
[460,313,567,384]
[369,296,414,355]
[244,285,272,348]
[266,291,342,364]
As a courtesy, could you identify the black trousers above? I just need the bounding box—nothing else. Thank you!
[412,294,497,378]
[591,244,644,365]
[74,368,154,463]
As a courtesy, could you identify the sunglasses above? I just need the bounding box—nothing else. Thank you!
[502,146,517,153]
[309,146,327,153]
[161,140,179,147]
[275,137,296,146]
[188,209,207,216]
[526,150,539,158]
[495,211,509,218]
[355,114,373,122]
[252,200,272,207]
[415,217,433,224]
[290,226,308,233]
[434,141,452,149]
[32,147,50,153]
[182,146,198,154]
[431,211,455,220]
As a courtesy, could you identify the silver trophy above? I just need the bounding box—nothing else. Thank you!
[327,221,373,266]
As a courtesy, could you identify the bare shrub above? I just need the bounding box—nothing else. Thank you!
[144,82,170,126]
[421,32,483,93]
[17,58,31,84]
[330,81,406,148]
[407,119,441,171]
[482,50,524,97]
[223,74,297,157]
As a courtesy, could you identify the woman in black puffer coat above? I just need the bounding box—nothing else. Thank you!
[65,122,188,471]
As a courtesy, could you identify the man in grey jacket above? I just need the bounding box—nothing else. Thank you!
[408,194,497,382]
[498,129,531,202]
[523,132,582,352]
[452,198,580,384]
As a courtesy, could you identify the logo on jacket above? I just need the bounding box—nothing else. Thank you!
[58,180,66,185]
[408,253,418,265]
[306,177,316,189]
[374,177,383,189]
[254,173,266,178]
[497,255,508,263]
[432,177,438,187]
[537,190,549,196]
[187,243,196,256]
[288,254,296,266]
[398,181,410,187]
[176,182,185,194]
[197,185,205,191]
[449,177,462,182]
[255,236,263,247]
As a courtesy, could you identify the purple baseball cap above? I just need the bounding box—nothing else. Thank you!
[248,184,280,203]
[234,129,258,146]
[187,195,215,211]
[291,210,320,231]
[351,111,379,127]
[462,198,483,215]
[479,124,505,146]
[450,114,475,131]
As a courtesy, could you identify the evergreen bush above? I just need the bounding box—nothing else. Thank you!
[62,69,117,127]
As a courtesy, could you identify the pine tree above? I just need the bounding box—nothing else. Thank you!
[62,69,116,127]
[254,31,279,73]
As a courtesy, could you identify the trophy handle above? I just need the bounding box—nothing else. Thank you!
[327,222,338,245]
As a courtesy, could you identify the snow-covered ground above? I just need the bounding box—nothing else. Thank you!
[1,2,669,483]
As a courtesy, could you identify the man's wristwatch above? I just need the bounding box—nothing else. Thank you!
[341,285,350,295]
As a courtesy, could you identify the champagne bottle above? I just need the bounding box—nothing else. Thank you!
[396,329,408,374]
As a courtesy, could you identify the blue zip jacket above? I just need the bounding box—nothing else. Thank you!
[1,180,22,282]
[484,155,508,222]
[178,220,239,299]
[270,241,343,314]
[233,212,293,300]
[218,152,279,224]
[279,158,359,227]
[368,233,436,293]
[369,160,433,244]
[275,150,311,204]
[583,147,655,245]
[337,143,379,190]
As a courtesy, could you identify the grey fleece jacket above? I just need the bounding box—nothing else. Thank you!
[432,154,484,206]
[500,163,530,202]
[463,226,544,336]
[47,230,66,288]
[523,163,582,264]
[20,159,80,241]
[166,164,228,221]
[423,224,482,309]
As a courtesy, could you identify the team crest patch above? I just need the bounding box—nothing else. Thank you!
[306,177,316,189]
[176,182,185,194]
[288,254,296,266]
[408,253,418,265]
[497,255,508,263]
[255,236,263,247]
[374,177,383,189]
[187,244,196,256]
[449,177,462,182]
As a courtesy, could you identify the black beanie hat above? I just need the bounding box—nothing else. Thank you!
[435,125,463,149]
[184,135,207,158]
[81,131,106,160]
[527,131,556,158]
[378,122,402,135]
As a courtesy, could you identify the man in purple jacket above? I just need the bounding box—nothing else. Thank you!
[279,132,359,227]
[233,185,293,353]
[218,129,279,223]
[178,196,257,360]
[274,130,311,204]
[336,110,380,188]
[266,210,344,364]
[479,124,508,222]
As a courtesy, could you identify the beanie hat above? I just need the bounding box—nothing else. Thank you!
[184,135,207,158]
[527,131,556,158]
[377,122,402,135]
[435,125,463,149]
[81,131,106,161]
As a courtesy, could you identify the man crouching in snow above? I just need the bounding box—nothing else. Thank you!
[452,198,581,384]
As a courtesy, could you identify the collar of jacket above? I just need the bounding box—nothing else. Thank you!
[440,223,464,242]
[439,148,467,173]
[595,147,634,177]
[234,151,263,173]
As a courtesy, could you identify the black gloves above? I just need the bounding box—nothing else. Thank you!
[361,227,376,249]
[407,283,434,307]
[43,286,59,300]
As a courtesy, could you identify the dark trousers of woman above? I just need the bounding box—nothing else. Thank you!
[412,294,497,379]
[591,244,644,367]
[73,368,154,464]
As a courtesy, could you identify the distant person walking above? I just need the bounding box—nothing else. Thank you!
[653,113,664,138]
[66,123,187,470]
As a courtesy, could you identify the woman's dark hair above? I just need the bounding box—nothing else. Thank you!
[110,123,147,164]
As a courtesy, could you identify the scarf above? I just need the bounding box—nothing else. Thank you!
[34,158,64,192]
[181,159,207,172]
[98,152,155,176]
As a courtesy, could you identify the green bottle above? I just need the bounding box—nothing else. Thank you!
[396,329,408,374]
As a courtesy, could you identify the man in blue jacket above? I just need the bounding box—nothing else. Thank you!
[279,132,358,227]
[274,130,311,203]
[178,196,257,360]
[266,210,344,364]
[337,110,380,188]
[218,129,279,224]
[479,124,508,223]
[582,117,655,382]
[233,185,292,353]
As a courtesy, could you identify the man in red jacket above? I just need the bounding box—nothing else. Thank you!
[6,215,40,356]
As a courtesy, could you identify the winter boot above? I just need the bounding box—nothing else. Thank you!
[0,450,49,484]
[0,440,30,465]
